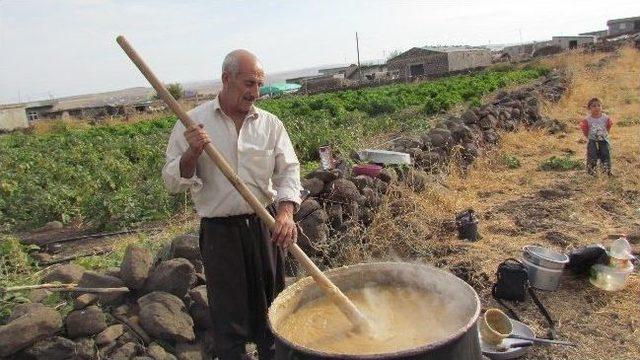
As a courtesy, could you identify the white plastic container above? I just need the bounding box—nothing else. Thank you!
[590,263,635,291]
[357,149,411,165]
[521,257,564,291]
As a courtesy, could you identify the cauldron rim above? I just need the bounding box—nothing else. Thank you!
[268,261,481,359]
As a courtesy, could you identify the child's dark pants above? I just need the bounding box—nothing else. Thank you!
[587,139,611,174]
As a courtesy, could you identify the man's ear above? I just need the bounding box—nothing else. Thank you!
[221,71,230,85]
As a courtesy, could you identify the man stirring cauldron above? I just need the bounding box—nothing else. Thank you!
[162,49,301,360]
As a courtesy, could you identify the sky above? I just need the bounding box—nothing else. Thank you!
[0,0,636,104]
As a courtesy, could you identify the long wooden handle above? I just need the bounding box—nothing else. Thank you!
[116,35,370,330]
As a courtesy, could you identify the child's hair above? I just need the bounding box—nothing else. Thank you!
[587,97,601,108]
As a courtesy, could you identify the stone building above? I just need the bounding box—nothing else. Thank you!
[0,104,29,131]
[386,46,491,80]
[551,36,596,50]
[607,16,640,36]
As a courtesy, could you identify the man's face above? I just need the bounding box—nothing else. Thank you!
[223,61,265,114]
[589,101,602,117]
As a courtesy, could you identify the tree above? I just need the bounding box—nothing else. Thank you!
[154,83,184,100]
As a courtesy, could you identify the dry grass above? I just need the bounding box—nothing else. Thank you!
[346,46,640,359]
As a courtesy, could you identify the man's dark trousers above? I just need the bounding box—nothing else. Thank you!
[199,207,285,360]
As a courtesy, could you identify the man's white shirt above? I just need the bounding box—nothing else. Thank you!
[162,97,302,217]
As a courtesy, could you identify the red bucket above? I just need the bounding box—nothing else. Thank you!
[353,164,383,178]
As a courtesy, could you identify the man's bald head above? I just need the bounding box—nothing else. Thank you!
[222,49,264,78]
[219,49,266,116]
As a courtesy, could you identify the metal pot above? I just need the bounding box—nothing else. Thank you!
[522,245,569,270]
[268,262,482,360]
[521,257,564,291]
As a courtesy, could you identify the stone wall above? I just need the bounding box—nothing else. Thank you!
[447,50,492,72]
[387,52,449,79]
[0,106,28,131]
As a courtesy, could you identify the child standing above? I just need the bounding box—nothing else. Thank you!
[581,98,613,176]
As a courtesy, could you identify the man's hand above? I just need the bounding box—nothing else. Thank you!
[184,124,210,158]
[271,202,297,249]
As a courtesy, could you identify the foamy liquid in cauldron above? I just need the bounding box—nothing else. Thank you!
[277,285,462,355]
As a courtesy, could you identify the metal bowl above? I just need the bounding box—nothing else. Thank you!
[522,245,568,270]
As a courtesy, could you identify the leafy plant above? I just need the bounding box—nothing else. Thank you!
[539,155,584,171]
[501,154,522,169]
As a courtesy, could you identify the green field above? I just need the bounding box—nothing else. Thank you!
[0,66,547,232]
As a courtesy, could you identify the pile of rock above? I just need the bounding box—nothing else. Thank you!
[0,234,213,359]
[390,70,567,170]
[296,162,403,254]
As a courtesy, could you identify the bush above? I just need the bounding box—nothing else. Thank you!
[539,155,583,171]
[501,154,521,169]
[154,83,183,100]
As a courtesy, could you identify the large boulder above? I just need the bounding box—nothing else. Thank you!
[461,110,479,125]
[41,264,86,284]
[148,342,178,360]
[121,245,153,290]
[327,178,363,204]
[301,178,324,196]
[65,305,107,338]
[145,258,196,298]
[73,293,98,310]
[188,286,212,330]
[0,305,63,357]
[377,168,397,184]
[28,289,51,303]
[95,324,125,346]
[294,199,322,222]
[77,271,126,304]
[482,130,500,145]
[298,208,329,257]
[305,169,339,183]
[428,128,453,149]
[109,342,141,360]
[170,235,201,262]
[7,303,47,323]
[351,175,375,191]
[138,292,195,342]
[478,114,497,130]
[22,336,77,360]
[326,203,343,228]
[361,187,381,207]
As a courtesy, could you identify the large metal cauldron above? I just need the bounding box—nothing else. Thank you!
[268,262,482,360]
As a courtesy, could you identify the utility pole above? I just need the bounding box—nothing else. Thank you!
[519,28,523,44]
[356,32,362,82]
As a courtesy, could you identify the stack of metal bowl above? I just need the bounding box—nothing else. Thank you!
[522,245,569,291]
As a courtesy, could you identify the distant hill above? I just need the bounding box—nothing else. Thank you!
[181,64,345,95]
[3,64,342,108]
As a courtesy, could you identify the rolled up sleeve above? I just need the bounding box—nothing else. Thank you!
[162,122,203,194]
[272,121,302,211]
